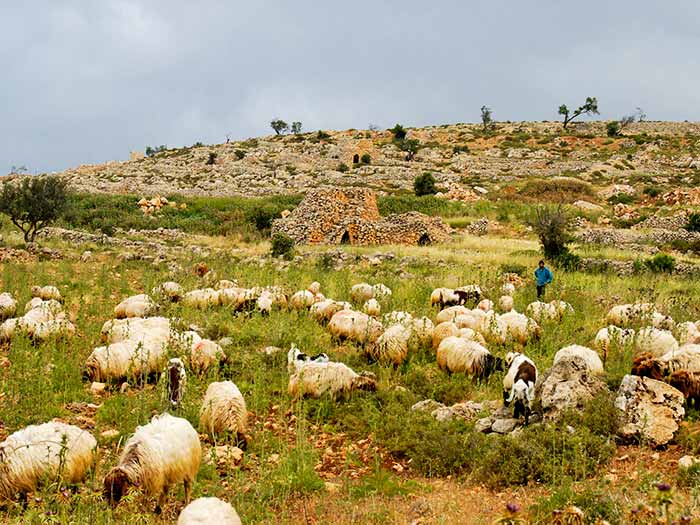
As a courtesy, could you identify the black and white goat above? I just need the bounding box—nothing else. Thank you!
[502,352,537,424]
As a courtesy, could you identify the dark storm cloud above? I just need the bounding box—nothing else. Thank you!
[2,1,699,173]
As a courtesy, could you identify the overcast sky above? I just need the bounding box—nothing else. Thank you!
[2,1,699,174]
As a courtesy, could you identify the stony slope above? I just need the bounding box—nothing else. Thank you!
[26,120,700,197]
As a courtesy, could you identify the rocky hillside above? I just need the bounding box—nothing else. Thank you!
[22,120,700,197]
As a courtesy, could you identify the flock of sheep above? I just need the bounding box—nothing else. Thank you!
[2,273,700,522]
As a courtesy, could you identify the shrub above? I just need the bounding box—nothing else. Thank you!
[360,153,371,165]
[234,150,246,160]
[270,233,295,259]
[644,253,675,274]
[414,173,438,197]
[145,145,167,157]
[337,162,349,173]
[317,130,331,140]
[397,138,420,161]
[453,145,470,154]
[529,206,574,260]
[499,263,527,277]
[389,124,407,140]
[530,483,624,525]
[643,186,661,198]
[685,212,700,232]
[606,121,620,137]
[520,178,594,203]
[607,193,635,205]
[247,207,278,232]
[206,152,217,165]
[0,176,70,242]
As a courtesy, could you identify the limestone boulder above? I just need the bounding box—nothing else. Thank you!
[614,374,685,447]
[537,355,607,419]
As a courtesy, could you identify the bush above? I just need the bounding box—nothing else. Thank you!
[389,124,407,140]
[607,193,635,205]
[317,130,331,140]
[644,253,675,274]
[520,178,594,203]
[643,186,661,198]
[360,153,371,165]
[234,150,246,160]
[206,152,217,165]
[145,145,167,157]
[247,207,278,232]
[0,176,70,242]
[337,162,349,173]
[499,263,527,277]
[530,483,624,524]
[413,173,438,197]
[270,233,295,259]
[529,206,574,260]
[685,213,700,232]
[606,121,620,137]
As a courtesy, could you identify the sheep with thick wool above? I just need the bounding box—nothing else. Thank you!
[31,285,61,302]
[114,294,157,318]
[328,310,383,345]
[101,316,171,344]
[479,311,508,345]
[367,323,412,365]
[606,303,656,327]
[85,334,170,383]
[288,361,377,399]
[667,370,700,408]
[310,299,352,324]
[0,293,16,321]
[0,421,96,502]
[499,311,541,345]
[183,289,221,309]
[152,281,184,302]
[502,352,537,424]
[290,290,317,310]
[631,344,700,380]
[178,497,241,525]
[200,381,247,442]
[350,283,392,304]
[553,345,604,375]
[432,321,459,350]
[435,305,471,324]
[190,339,226,374]
[498,295,514,313]
[678,321,700,345]
[0,300,73,342]
[634,327,679,357]
[594,325,635,357]
[103,413,201,513]
[501,282,516,297]
[436,337,502,378]
[477,299,494,312]
[363,298,381,317]
[526,300,573,322]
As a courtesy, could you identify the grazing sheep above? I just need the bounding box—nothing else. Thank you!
[667,370,700,408]
[215,280,238,290]
[436,337,502,378]
[477,299,494,312]
[594,325,635,361]
[199,381,247,442]
[553,345,604,375]
[0,293,17,321]
[328,310,383,345]
[430,287,460,309]
[31,319,76,342]
[104,413,201,513]
[152,282,184,302]
[24,297,44,313]
[384,310,413,325]
[367,324,412,365]
[0,421,96,502]
[286,344,329,374]
[634,327,679,357]
[652,312,675,331]
[101,317,171,344]
[503,352,537,423]
[166,358,187,408]
[85,337,169,383]
[372,283,392,300]
[606,303,656,327]
[288,361,377,399]
[410,316,435,347]
[182,289,221,309]
[114,294,157,318]
[678,321,700,345]
[1,300,72,342]
[526,300,573,322]
[178,497,241,525]
[498,295,514,313]
[435,305,471,324]
[501,282,516,297]
[499,311,541,345]
[363,298,381,317]
[478,311,508,345]
[432,321,460,350]
[350,283,374,304]
[631,345,700,380]
[308,281,321,295]
[190,339,226,374]
[454,285,483,304]
[290,290,316,310]
[31,285,61,302]
[309,299,351,324]
[256,291,274,315]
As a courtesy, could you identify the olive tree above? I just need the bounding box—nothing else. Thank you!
[270,119,289,135]
[0,176,70,243]
[558,97,599,129]
[480,105,493,130]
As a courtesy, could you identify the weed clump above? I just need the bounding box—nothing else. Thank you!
[270,233,295,259]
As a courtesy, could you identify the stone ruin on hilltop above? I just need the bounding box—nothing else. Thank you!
[271,187,452,246]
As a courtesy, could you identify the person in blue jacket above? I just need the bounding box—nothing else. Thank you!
[534,260,553,298]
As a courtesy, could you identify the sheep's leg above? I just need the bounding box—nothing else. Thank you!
[502,390,510,406]
[183,479,192,504]
[155,485,169,514]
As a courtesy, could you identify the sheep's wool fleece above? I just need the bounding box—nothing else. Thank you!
[553,345,604,375]
[200,381,247,435]
[289,362,363,398]
[436,337,490,374]
[118,413,201,498]
[178,497,241,525]
[0,421,96,499]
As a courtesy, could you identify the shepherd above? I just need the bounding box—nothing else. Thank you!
[534,260,553,298]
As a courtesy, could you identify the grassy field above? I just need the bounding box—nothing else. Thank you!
[1,226,700,524]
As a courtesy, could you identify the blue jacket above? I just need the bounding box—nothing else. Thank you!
[535,266,553,286]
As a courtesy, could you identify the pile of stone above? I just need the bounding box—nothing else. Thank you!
[661,188,700,206]
[632,213,688,230]
[598,184,636,200]
[434,183,481,203]
[137,196,186,215]
[272,187,452,246]
[466,218,489,236]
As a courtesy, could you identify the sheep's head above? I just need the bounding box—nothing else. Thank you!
[167,358,186,407]
[504,352,520,367]
[631,353,664,380]
[83,360,100,382]
[30,286,41,297]
[103,467,133,506]
[353,372,378,392]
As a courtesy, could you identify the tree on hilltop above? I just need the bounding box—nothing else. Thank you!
[480,105,493,130]
[558,97,599,129]
[270,119,289,135]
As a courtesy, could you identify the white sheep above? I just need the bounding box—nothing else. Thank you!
[652,311,675,331]
[435,305,471,324]
[0,421,96,502]
[328,310,383,345]
[190,339,226,374]
[290,290,316,310]
[363,298,381,317]
[288,361,377,399]
[372,283,392,300]
[501,282,516,297]
[114,294,157,318]
[1,300,73,342]
[200,381,247,442]
[498,295,514,313]
[178,497,241,525]
[678,321,700,345]
[152,281,184,302]
[0,293,17,321]
[103,413,201,513]
[479,311,508,344]
[634,327,679,358]
[430,287,459,309]
[286,344,329,374]
[101,317,171,344]
[31,285,61,302]
[553,345,604,375]
[436,337,502,377]
[308,281,321,295]
[24,297,44,313]
[594,325,635,356]
[182,289,221,309]
[410,316,435,347]
[606,303,656,327]
[502,352,538,423]
[432,321,459,350]
[350,283,374,304]
[367,324,412,365]
[309,299,352,324]
[477,299,494,312]
[499,311,541,345]
[215,279,238,290]
[85,337,169,382]
[31,319,76,342]
[526,300,572,322]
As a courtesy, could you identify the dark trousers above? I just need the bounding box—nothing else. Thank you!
[537,285,545,298]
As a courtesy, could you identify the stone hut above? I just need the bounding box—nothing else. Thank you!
[272,187,452,246]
